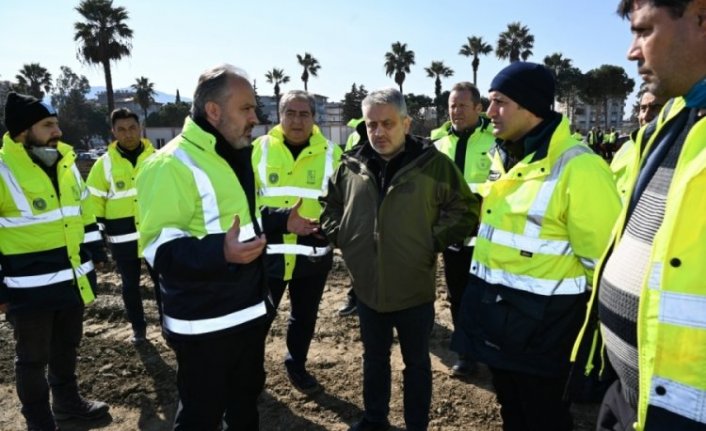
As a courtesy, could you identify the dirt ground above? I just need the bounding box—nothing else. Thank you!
[0,254,599,430]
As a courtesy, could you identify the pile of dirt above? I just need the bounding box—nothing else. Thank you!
[0,255,599,430]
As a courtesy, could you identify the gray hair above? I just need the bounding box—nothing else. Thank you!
[278,90,316,118]
[191,64,250,118]
[362,88,408,118]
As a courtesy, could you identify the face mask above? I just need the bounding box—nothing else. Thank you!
[29,146,60,167]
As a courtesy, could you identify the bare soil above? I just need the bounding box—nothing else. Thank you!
[0,254,599,430]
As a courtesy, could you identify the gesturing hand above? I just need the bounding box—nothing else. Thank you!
[223,215,267,264]
[287,198,320,236]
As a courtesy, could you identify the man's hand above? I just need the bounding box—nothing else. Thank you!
[0,303,8,314]
[223,215,267,264]
[287,198,320,236]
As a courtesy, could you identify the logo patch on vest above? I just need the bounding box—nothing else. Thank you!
[306,170,316,185]
[32,198,47,210]
[520,250,533,258]
[115,180,126,190]
[269,173,279,184]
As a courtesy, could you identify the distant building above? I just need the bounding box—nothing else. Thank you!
[557,97,626,132]
[145,126,182,149]
[95,90,162,118]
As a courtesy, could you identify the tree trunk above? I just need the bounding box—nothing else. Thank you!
[102,59,114,113]
[472,57,480,86]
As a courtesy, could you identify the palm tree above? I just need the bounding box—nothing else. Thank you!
[459,36,493,86]
[265,68,290,122]
[424,61,454,126]
[496,22,535,63]
[296,53,320,91]
[543,52,573,77]
[384,42,416,94]
[14,63,53,99]
[74,0,133,113]
[131,76,156,136]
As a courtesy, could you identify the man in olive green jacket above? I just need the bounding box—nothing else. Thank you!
[320,88,478,431]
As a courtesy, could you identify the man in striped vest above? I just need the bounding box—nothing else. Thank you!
[252,90,342,394]
[573,1,706,430]
[86,108,158,344]
[0,92,109,431]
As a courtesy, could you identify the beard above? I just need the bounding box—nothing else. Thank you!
[26,131,59,148]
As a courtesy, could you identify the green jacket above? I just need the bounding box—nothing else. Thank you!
[320,135,479,312]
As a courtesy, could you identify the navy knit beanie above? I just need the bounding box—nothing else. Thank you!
[489,62,555,119]
[3,92,57,138]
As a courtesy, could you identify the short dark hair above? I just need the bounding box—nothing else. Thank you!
[110,108,139,127]
[617,0,693,19]
[450,82,482,105]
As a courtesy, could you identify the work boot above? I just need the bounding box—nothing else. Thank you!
[24,404,58,431]
[450,357,477,378]
[285,363,321,395]
[53,396,109,421]
[131,327,147,345]
[337,295,357,317]
[348,417,391,431]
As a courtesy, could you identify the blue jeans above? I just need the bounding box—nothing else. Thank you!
[357,301,434,431]
[268,271,328,372]
[8,305,84,426]
[115,258,160,332]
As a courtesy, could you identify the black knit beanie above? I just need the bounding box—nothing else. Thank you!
[489,62,555,119]
[3,92,58,138]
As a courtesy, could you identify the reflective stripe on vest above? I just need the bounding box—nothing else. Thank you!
[266,244,332,257]
[70,164,89,201]
[473,263,586,295]
[0,161,82,227]
[472,145,591,295]
[5,260,94,289]
[256,136,335,199]
[525,146,590,236]
[648,262,706,330]
[83,230,102,243]
[141,149,260,266]
[107,232,140,244]
[102,152,138,199]
[162,300,267,335]
[174,148,222,234]
[648,376,706,425]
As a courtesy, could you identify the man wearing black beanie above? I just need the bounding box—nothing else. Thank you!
[1,92,109,430]
[451,63,622,431]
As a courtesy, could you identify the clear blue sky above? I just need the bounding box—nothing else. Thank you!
[1,0,640,106]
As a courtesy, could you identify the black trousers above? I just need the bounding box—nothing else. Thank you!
[115,258,161,331]
[596,380,637,431]
[268,272,328,372]
[8,305,84,426]
[490,367,573,431]
[441,246,473,329]
[171,323,268,431]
